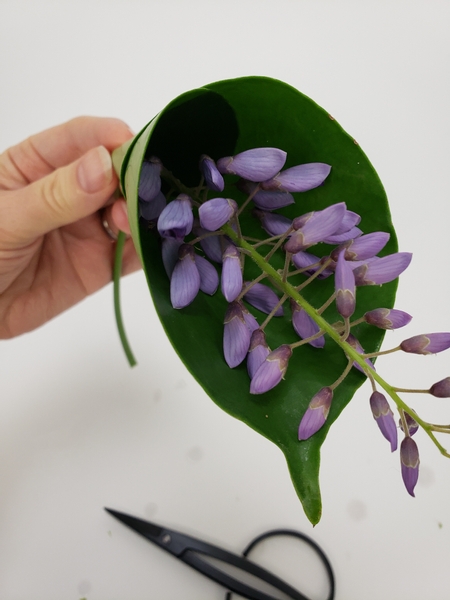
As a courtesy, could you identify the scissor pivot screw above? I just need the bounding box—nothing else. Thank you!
[162,534,171,545]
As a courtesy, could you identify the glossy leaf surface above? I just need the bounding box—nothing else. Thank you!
[113,77,398,524]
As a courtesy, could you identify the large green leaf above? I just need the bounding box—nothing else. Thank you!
[113,77,397,524]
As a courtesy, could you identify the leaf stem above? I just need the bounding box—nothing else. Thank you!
[114,231,137,367]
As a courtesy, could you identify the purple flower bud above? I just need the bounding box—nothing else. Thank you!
[400,437,420,497]
[291,251,334,279]
[298,387,333,440]
[237,180,295,211]
[332,232,390,262]
[157,194,194,240]
[217,147,287,182]
[253,208,293,237]
[353,252,412,286]
[192,224,224,263]
[139,191,167,222]
[138,158,162,202]
[170,244,200,309]
[399,413,419,437]
[369,391,398,451]
[250,345,292,394]
[243,282,284,316]
[194,255,219,295]
[161,238,183,278]
[247,329,271,379]
[241,304,260,333]
[429,377,450,398]
[291,299,324,348]
[223,301,252,368]
[322,226,363,245]
[364,308,412,330]
[198,197,238,231]
[400,333,450,355]
[346,334,375,373]
[261,163,331,193]
[199,154,224,191]
[221,244,243,302]
[335,250,356,319]
[284,203,347,253]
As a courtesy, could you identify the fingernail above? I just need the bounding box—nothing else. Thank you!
[77,146,113,193]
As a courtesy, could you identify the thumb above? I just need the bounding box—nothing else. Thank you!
[6,146,117,244]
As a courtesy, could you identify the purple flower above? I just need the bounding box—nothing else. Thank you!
[242,304,260,333]
[353,252,412,286]
[364,308,412,330]
[400,437,420,497]
[399,413,419,437]
[250,345,292,394]
[291,299,324,348]
[430,377,450,398]
[170,244,200,309]
[157,194,194,240]
[199,197,238,231]
[194,255,219,295]
[247,329,271,379]
[243,282,284,316]
[217,147,287,182]
[192,224,224,263]
[400,333,450,355]
[298,387,333,440]
[261,163,331,192]
[221,244,243,302]
[284,203,347,254]
[291,251,334,279]
[369,391,398,451]
[161,238,183,278]
[138,157,162,202]
[238,180,295,210]
[346,334,375,373]
[335,250,356,319]
[253,208,293,237]
[139,191,167,222]
[223,301,252,368]
[332,232,390,262]
[199,155,224,191]
[323,227,363,245]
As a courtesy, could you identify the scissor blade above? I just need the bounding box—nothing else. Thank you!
[105,508,163,541]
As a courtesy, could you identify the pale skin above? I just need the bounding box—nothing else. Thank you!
[0,116,141,339]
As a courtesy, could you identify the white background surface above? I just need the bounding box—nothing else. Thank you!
[1,1,450,599]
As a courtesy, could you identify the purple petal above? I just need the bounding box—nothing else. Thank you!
[291,299,324,348]
[335,250,356,319]
[364,308,412,330]
[285,203,347,253]
[335,210,361,233]
[194,255,219,295]
[161,238,183,278]
[354,252,412,286]
[157,194,193,240]
[262,163,331,193]
[247,329,271,378]
[250,345,292,394]
[221,245,243,302]
[253,208,293,237]
[322,227,363,245]
[399,413,419,437]
[298,387,333,440]
[139,191,167,221]
[332,232,390,262]
[400,333,450,355]
[223,302,251,368]
[170,245,200,309]
[193,224,224,263]
[217,147,287,182]
[199,197,237,231]
[138,158,162,202]
[242,306,260,333]
[369,391,398,451]
[199,155,224,191]
[243,282,284,316]
[400,437,420,497]
[238,180,295,211]
[291,251,334,279]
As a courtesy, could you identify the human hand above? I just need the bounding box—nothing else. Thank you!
[0,116,140,338]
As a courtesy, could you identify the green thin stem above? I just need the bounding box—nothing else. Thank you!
[114,231,137,367]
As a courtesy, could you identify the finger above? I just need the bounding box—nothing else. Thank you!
[111,199,132,235]
[1,117,134,188]
[3,145,118,245]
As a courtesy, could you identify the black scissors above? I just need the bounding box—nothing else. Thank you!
[105,508,335,600]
